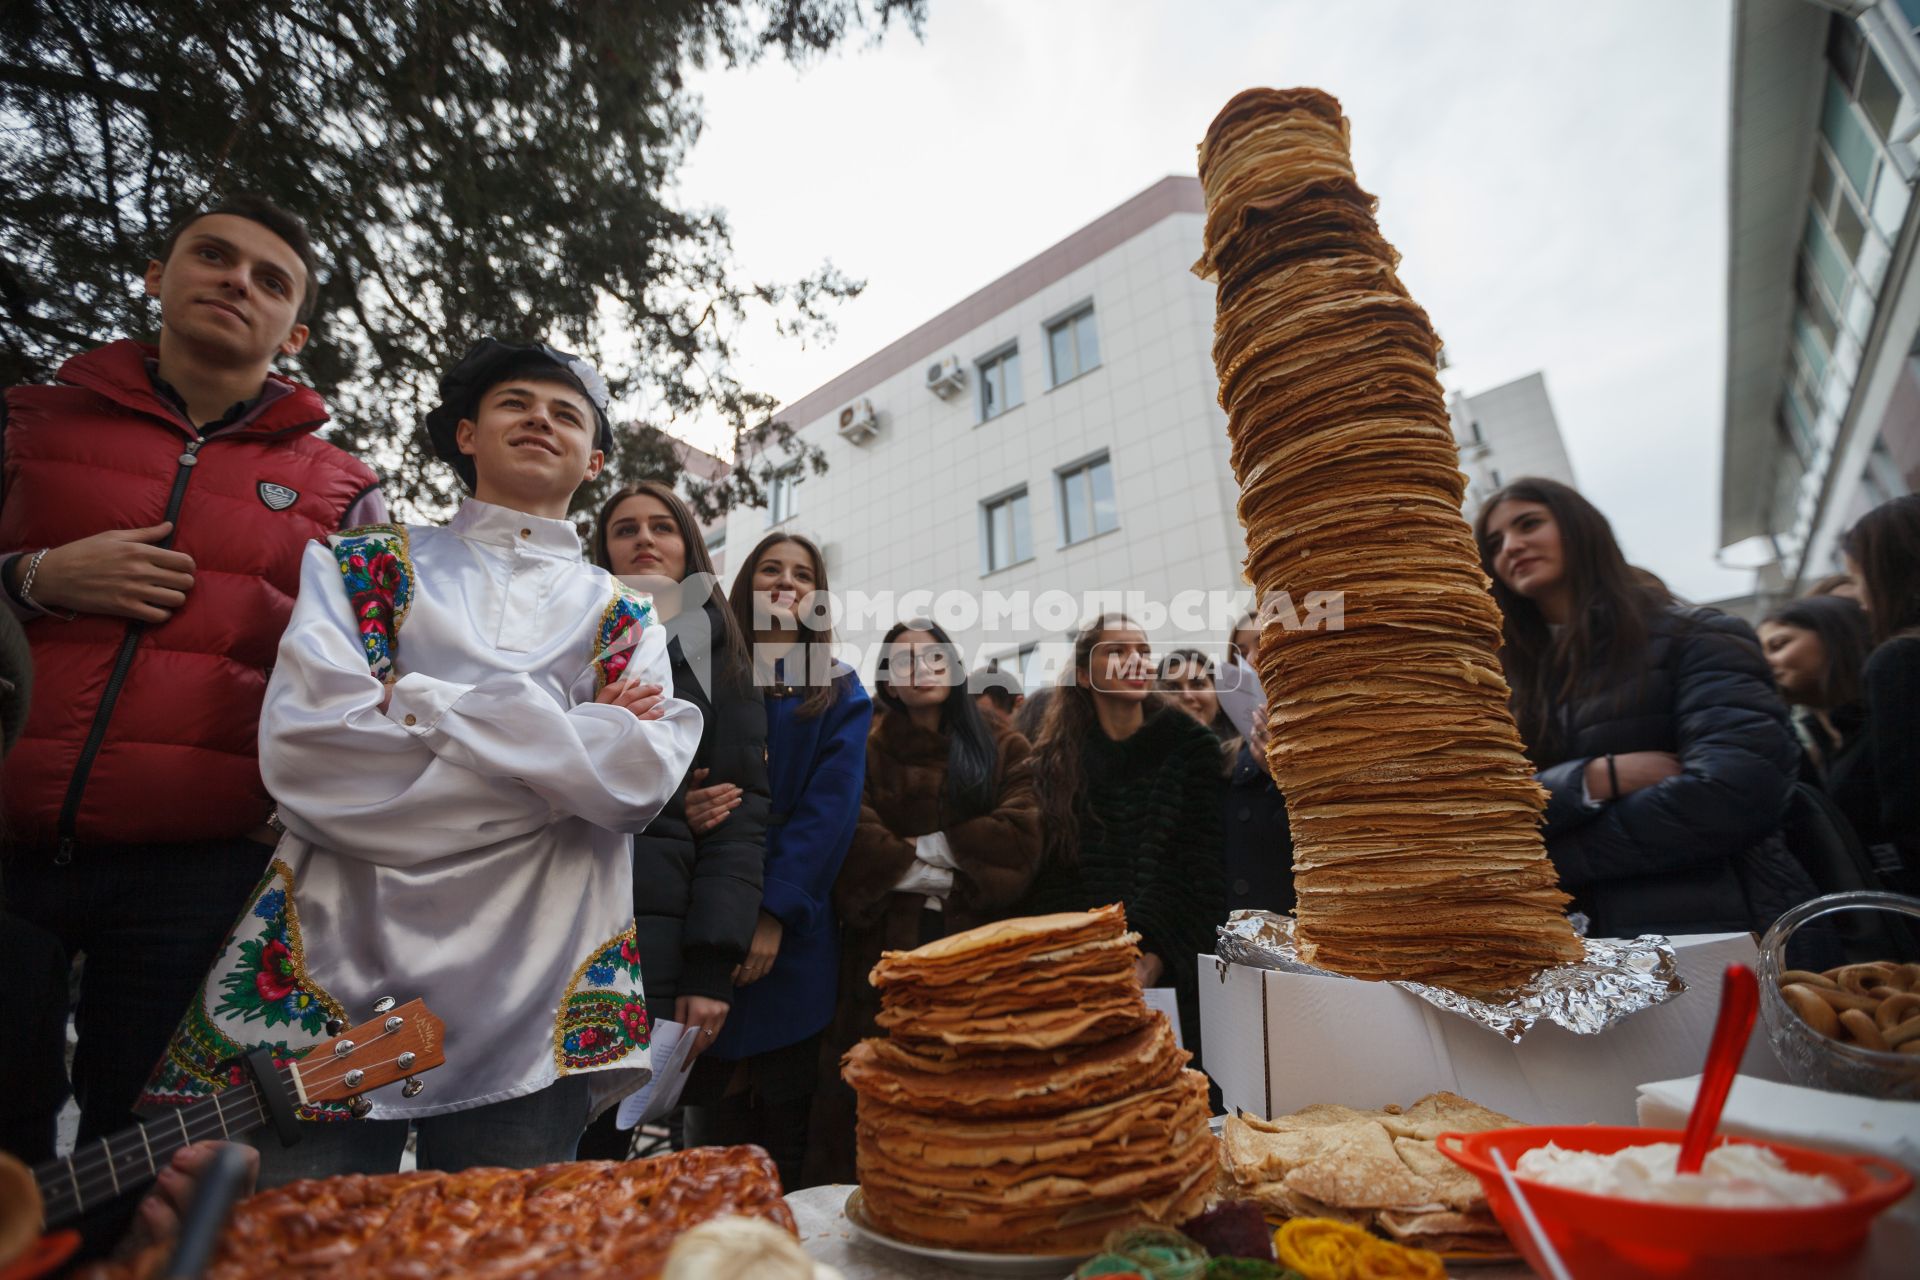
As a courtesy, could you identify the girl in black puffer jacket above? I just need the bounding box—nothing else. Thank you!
[1476,478,1814,939]
[576,481,770,1161]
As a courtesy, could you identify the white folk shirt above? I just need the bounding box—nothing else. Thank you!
[139,500,701,1121]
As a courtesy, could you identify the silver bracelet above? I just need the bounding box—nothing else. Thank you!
[18,548,76,620]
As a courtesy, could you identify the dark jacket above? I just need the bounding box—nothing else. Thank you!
[1826,634,1920,894]
[706,665,872,1061]
[0,340,380,848]
[1533,606,1809,938]
[631,598,770,1005]
[806,707,1042,1184]
[1226,740,1296,916]
[1018,704,1227,1056]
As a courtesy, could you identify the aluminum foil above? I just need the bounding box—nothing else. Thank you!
[1214,910,1684,1042]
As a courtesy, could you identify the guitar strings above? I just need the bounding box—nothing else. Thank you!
[43,1022,423,1211]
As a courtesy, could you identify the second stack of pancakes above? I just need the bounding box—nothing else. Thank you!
[842,904,1216,1254]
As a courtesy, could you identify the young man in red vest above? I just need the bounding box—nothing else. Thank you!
[0,195,385,1148]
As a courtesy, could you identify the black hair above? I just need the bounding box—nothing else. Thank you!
[1474,477,1674,759]
[876,618,999,821]
[1157,646,1236,740]
[591,480,752,695]
[160,193,321,322]
[1842,494,1920,645]
[969,662,1023,716]
[1761,594,1872,711]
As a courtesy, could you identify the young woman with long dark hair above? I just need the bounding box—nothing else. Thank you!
[1830,494,1920,892]
[677,530,870,1189]
[803,617,1041,1184]
[574,481,769,1160]
[1757,594,1872,782]
[1016,614,1225,1062]
[1475,478,1812,938]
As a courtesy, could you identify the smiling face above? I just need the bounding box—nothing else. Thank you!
[1482,499,1568,600]
[144,213,310,367]
[1758,620,1828,706]
[1159,666,1220,725]
[884,629,956,713]
[603,493,689,584]
[750,539,818,633]
[455,377,604,508]
[1084,625,1154,702]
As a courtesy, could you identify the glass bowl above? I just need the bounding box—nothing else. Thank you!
[1756,890,1920,1100]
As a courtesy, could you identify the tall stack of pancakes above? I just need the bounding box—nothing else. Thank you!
[1195,88,1582,993]
[842,905,1216,1254]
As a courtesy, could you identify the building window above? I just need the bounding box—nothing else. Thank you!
[1046,305,1100,387]
[1057,453,1118,545]
[765,472,799,527]
[977,345,1023,422]
[981,487,1033,573]
[1468,419,1485,446]
[1823,72,1878,201]
[1489,468,1503,489]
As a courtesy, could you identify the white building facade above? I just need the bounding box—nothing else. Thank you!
[720,177,1254,688]
[1448,372,1577,514]
[1723,0,1920,591]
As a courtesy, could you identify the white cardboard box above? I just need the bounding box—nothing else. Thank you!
[1199,933,1789,1126]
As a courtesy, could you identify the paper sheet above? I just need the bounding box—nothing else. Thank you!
[613,1020,701,1130]
[1145,987,1184,1050]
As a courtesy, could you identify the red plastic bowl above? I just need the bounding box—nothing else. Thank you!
[1436,1125,1912,1280]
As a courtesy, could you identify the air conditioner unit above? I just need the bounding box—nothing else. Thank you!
[925,355,966,399]
[837,397,880,445]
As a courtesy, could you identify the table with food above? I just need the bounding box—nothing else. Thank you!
[7,82,1919,1280]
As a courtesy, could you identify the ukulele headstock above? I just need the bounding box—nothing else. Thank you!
[297,998,445,1105]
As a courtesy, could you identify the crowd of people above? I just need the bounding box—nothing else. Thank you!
[2,194,1918,1257]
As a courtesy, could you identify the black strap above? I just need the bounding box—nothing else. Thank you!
[242,1046,304,1148]
[1605,753,1620,802]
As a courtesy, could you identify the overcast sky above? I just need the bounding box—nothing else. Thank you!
[667,0,1753,601]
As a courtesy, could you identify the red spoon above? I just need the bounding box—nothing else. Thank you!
[1676,962,1759,1174]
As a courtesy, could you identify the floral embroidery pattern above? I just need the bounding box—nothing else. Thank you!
[215,872,337,1035]
[141,861,351,1121]
[555,924,650,1072]
[331,524,414,684]
[593,585,655,691]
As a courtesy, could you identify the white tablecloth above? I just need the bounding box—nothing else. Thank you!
[782,1185,1537,1280]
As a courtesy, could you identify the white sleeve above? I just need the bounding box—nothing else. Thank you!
[892,860,955,899]
[261,544,699,864]
[913,830,959,871]
[382,613,701,834]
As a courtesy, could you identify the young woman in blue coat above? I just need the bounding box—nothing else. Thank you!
[1476,478,1814,938]
[679,530,870,1190]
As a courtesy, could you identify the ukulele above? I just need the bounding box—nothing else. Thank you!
[0,998,445,1276]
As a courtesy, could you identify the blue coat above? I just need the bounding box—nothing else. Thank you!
[707,665,872,1060]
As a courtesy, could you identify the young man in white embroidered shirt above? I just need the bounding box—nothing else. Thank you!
[136,339,702,1184]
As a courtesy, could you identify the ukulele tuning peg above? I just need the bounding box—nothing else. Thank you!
[346,1096,373,1119]
[373,996,396,1014]
[325,1018,345,1036]
[401,1077,425,1098]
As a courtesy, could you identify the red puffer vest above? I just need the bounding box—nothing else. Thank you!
[1,340,380,852]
